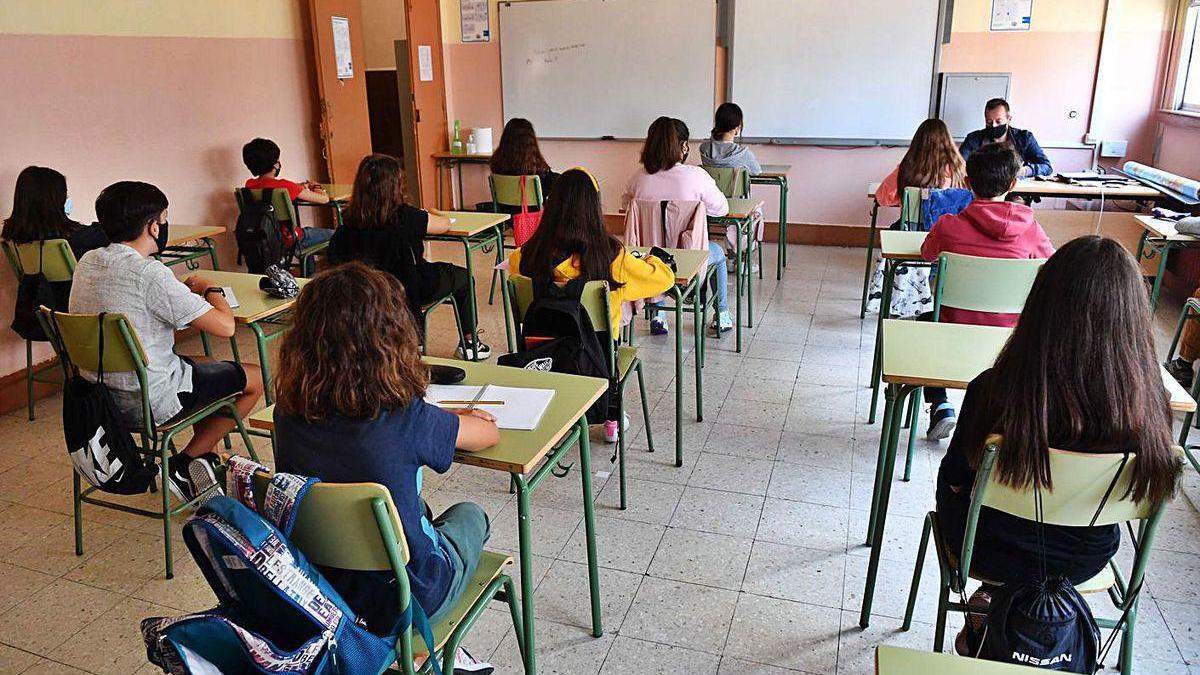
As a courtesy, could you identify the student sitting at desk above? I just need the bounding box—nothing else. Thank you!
[919,143,1055,440]
[329,153,490,360]
[509,168,675,443]
[959,98,1052,178]
[242,137,333,248]
[3,165,108,258]
[700,102,761,177]
[874,119,966,208]
[489,117,559,211]
[623,116,732,336]
[273,262,498,673]
[69,181,264,501]
[938,236,1178,655]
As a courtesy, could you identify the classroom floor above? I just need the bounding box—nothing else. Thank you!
[2,242,1200,674]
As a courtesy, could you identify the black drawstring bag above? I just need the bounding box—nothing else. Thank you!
[55,312,157,495]
[11,241,70,341]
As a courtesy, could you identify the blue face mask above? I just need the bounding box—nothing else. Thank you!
[64,196,73,216]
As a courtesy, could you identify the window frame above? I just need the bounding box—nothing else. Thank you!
[1172,0,1200,113]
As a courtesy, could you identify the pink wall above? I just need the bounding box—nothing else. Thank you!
[0,32,322,380]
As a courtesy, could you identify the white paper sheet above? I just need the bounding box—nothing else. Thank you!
[460,0,491,42]
[425,384,556,431]
[418,45,434,82]
[990,0,1033,31]
[332,16,353,78]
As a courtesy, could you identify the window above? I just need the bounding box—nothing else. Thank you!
[1177,0,1200,112]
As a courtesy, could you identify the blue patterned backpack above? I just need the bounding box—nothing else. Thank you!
[140,457,436,674]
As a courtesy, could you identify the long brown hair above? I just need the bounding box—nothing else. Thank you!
[640,116,688,174]
[274,262,429,421]
[3,166,80,244]
[490,118,551,176]
[519,168,623,289]
[897,119,966,191]
[973,236,1178,505]
[343,154,406,229]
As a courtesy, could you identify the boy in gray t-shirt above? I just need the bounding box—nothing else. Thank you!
[68,181,264,501]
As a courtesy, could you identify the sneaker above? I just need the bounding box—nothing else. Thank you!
[926,403,957,441]
[709,310,734,336]
[603,413,630,443]
[453,647,493,675]
[1168,357,1194,389]
[457,339,492,361]
[650,314,669,335]
[165,454,195,503]
[188,453,224,505]
[954,589,991,656]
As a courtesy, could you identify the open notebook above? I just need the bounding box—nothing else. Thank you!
[425,384,555,431]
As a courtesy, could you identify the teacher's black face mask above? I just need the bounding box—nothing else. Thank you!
[984,124,1008,141]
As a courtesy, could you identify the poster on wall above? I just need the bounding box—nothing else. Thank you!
[990,0,1033,31]
[418,45,434,82]
[332,16,354,78]
[461,0,491,42]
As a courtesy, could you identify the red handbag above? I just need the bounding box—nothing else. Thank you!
[512,175,542,247]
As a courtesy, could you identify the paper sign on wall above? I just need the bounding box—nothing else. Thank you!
[461,0,491,42]
[331,16,353,78]
[990,0,1033,31]
[418,45,434,82]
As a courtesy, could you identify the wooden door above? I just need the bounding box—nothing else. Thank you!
[309,0,374,183]
[404,0,450,209]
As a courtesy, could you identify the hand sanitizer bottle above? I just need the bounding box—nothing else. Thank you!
[451,120,464,155]
[467,132,478,155]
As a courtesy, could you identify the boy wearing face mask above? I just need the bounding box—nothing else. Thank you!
[242,137,334,248]
[70,181,264,501]
[958,98,1052,178]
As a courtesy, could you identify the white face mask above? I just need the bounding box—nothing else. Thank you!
[64,196,73,216]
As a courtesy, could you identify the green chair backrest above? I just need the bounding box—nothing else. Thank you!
[900,187,923,230]
[701,166,750,199]
[235,187,300,225]
[933,253,1045,320]
[489,174,544,209]
[3,239,77,282]
[250,472,411,571]
[36,308,149,373]
[507,274,616,377]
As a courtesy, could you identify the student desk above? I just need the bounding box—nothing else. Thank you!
[858,319,1196,628]
[432,151,492,210]
[630,246,712,468]
[751,164,791,280]
[1011,177,1164,206]
[875,645,1045,674]
[200,270,308,408]
[427,211,514,355]
[159,225,224,271]
[293,183,351,228]
[865,231,929,424]
[861,182,886,318]
[709,197,765,353]
[248,356,609,675]
[1134,215,1200,313]
[318,183,352,202]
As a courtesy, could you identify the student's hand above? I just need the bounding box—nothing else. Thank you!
[1017,165,1034,179]
[304,181,326,192]
[184,275,215,295]
[453,408,497,423]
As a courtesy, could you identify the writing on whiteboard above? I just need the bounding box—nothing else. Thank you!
[526,43,587,65]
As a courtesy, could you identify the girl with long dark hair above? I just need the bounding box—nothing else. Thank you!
[3,165,107,257]
[489,117,558,202]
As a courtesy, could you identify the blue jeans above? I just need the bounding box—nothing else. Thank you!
[299,227,334,248]
[707,241,729,314]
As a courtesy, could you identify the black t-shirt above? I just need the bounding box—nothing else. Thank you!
[935,368,1120,585]
[328,205,435,313]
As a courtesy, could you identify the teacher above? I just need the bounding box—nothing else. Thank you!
[959,98,1052,178]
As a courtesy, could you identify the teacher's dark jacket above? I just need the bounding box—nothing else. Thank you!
[959,127,1053,177]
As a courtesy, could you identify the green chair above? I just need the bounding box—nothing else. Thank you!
[899,186,924,231]
[3,239,75,420]
[702,166,763,279]
[37,308,258,579]
[234,188,329,277]
[488,174,545,304]
[248,473,524,675]
[894,252,1044,479]
[419,294,467,358]
[902,437,1179,675]
[508,275,654,509]
[1163,297,1200,464]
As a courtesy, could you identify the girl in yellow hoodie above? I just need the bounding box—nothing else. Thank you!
[507,168,675,441]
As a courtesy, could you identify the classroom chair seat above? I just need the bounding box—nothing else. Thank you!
[616,345,638,381]
[414,551,514,656]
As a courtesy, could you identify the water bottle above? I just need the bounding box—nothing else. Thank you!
[451,120,464,155]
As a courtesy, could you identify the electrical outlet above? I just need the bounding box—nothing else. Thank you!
[1100,140,1128,158]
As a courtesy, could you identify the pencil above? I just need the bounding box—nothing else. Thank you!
[438,400,506,406]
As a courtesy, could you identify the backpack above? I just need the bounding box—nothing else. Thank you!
[235,188,296,273]
[498,279,612,423]
[53,311,157,495]
[10,240,71,341]
[141,456,440,675]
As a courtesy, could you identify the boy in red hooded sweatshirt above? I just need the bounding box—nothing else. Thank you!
[918,142,1055,440]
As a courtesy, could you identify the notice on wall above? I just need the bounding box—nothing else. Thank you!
[418,45,434,82]
[331,16,353,78]
[990,0,1033,31]
[461,0,491,42]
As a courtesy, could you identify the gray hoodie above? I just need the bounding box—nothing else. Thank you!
[699,139,762,176]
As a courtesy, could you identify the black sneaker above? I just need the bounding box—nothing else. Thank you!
[165,454,195,503]
[452,648,493,675]
[926,403,957,441]
[1167,358,1194,389]
[188,453,224,506]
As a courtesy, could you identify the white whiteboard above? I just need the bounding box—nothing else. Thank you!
[499,0,716,139]
[730,0,943,141]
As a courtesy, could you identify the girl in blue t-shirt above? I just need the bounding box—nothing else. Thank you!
[272,262,498,650]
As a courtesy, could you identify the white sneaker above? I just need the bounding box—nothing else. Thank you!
[710,311,734,334]
[603,413,631,443]
[457,340,492,361]
[453,647,493,674]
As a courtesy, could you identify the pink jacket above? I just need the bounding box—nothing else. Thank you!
[921,200,1055,327]
[623,199,707,251]
[622,164,729,218]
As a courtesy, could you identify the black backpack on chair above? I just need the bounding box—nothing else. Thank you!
[10,240,70,342]
[498,279,612,423]
[234,188,288,273]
